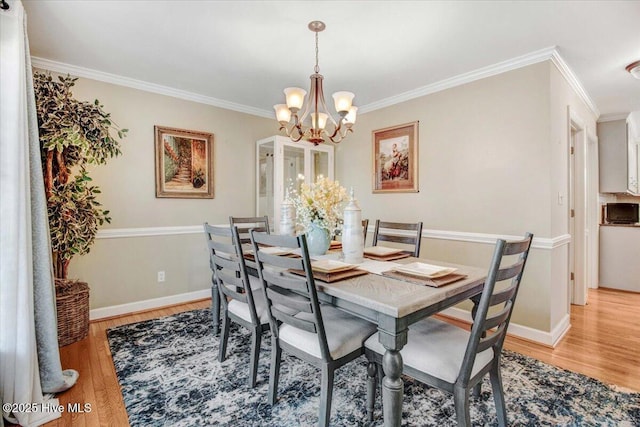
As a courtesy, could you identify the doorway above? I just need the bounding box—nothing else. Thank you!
[568,107,599,307]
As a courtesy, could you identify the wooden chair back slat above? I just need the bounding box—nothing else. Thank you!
[489,284,517,307]
[372,220,423,257]
[266,287,313,313]
[483,302,512,332]
[503,238,534,256]
[271,307,318,333]
[495,259,525,282]
[230,216,270,244]
[262,269,309,293]
[257,252,304,270]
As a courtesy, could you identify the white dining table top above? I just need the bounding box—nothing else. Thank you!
[310,253,487,318]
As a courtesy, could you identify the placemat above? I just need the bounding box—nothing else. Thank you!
[381,270,468,287]
[289,268,369,283]
[363,252,411,261]
[243,252,300,262]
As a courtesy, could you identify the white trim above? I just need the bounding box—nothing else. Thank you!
[31,56,273,119]
[99,224,571,250]
[97,225,203,239]
[440,307,571,347]
[89,289,211,320]
[33,48,598,121]
[597,113,629,123]
[360,47,599,119]
[549,50,600,118]
[550,314,572,347]
[421,230,570,250]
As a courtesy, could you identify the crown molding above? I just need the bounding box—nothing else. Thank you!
[30,56,273,119]
[548,49,600,118]
[33,48,599,122]
[360,47,600,119]
[597,112,629,123]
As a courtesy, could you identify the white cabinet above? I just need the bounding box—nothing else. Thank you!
[256,136,334,232]
[598,117,638,194]
[599,225,640,292]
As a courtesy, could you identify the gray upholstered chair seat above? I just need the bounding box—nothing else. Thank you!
[228,289,299,325]
[279,305,376,360]
[228,291,270,325]
[365,318,494,383]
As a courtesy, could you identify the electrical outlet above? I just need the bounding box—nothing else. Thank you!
[157,271,165,282]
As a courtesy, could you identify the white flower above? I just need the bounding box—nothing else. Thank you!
[291,177,347,236]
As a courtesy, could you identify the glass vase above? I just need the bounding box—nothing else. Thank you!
[305,221,330,256]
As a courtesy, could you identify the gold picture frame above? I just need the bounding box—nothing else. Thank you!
[372,121,419,193]
[154,126,214,198]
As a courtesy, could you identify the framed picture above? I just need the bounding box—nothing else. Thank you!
[372,121,419,193]
[154,126,214,198]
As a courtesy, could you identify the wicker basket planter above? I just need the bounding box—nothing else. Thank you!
[55,279,89,347]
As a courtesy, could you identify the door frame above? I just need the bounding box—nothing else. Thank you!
[568,107,598,305]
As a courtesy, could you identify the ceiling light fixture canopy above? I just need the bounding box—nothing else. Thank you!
[626,61,640,80]
[274,21,357,145]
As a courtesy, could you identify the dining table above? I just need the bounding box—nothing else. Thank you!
[211,249,487,427]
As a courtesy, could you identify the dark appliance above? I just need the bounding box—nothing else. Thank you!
[606,203,639,224]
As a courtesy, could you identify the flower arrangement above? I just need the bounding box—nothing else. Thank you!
[292,176,347,236]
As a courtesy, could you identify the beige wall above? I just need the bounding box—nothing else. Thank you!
[337,62,554,331]
[62,76,276,309]
[60,59,597,339]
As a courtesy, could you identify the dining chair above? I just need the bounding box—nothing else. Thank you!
[372,220,423,257]
[362,218,369,246]
[204,223,270,388]
[229,215,270,245]
[250,230,377,427]
[364,232,533,426]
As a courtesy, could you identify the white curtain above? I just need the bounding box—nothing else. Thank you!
[0,1,65,425]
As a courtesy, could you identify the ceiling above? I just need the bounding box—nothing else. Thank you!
[21,1,640,121]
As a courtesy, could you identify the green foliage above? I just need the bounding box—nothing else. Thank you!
[33,72,127,278]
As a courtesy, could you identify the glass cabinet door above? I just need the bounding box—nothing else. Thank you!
[283,144,306,196]
[256,136,334,233]
[257,140,274,225]
[310,149,330,182]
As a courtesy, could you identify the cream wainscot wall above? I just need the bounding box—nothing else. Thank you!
[39,72,277,317]
[40,51,597,347]
[335,59,597,346]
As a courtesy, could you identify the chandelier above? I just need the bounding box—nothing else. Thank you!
[274,21,357,145]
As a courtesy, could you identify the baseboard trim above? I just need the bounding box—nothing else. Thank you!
[89,289,211,320]
[98,225,570,251]
[439,307,569,347]
[550,314,571,347]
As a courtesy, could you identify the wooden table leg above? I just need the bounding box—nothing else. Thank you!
[378,317,408,427]
[382,348,403,426]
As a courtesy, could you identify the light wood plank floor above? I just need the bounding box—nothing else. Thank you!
[40,288,639,427]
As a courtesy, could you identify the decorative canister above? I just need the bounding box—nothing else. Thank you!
[342,188,364,264]
[280,189,296,235]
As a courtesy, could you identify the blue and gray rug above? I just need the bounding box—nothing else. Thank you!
[107,308,639,426]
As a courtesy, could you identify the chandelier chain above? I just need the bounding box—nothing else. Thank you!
[314,31,320,74]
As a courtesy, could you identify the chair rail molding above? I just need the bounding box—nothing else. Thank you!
[97,225,570,250]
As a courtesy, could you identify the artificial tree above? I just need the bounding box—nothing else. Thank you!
[33,72,127,279]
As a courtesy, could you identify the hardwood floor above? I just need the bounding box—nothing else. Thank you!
[42,288,639,426]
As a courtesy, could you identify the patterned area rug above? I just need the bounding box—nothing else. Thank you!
[107,308,640,426]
